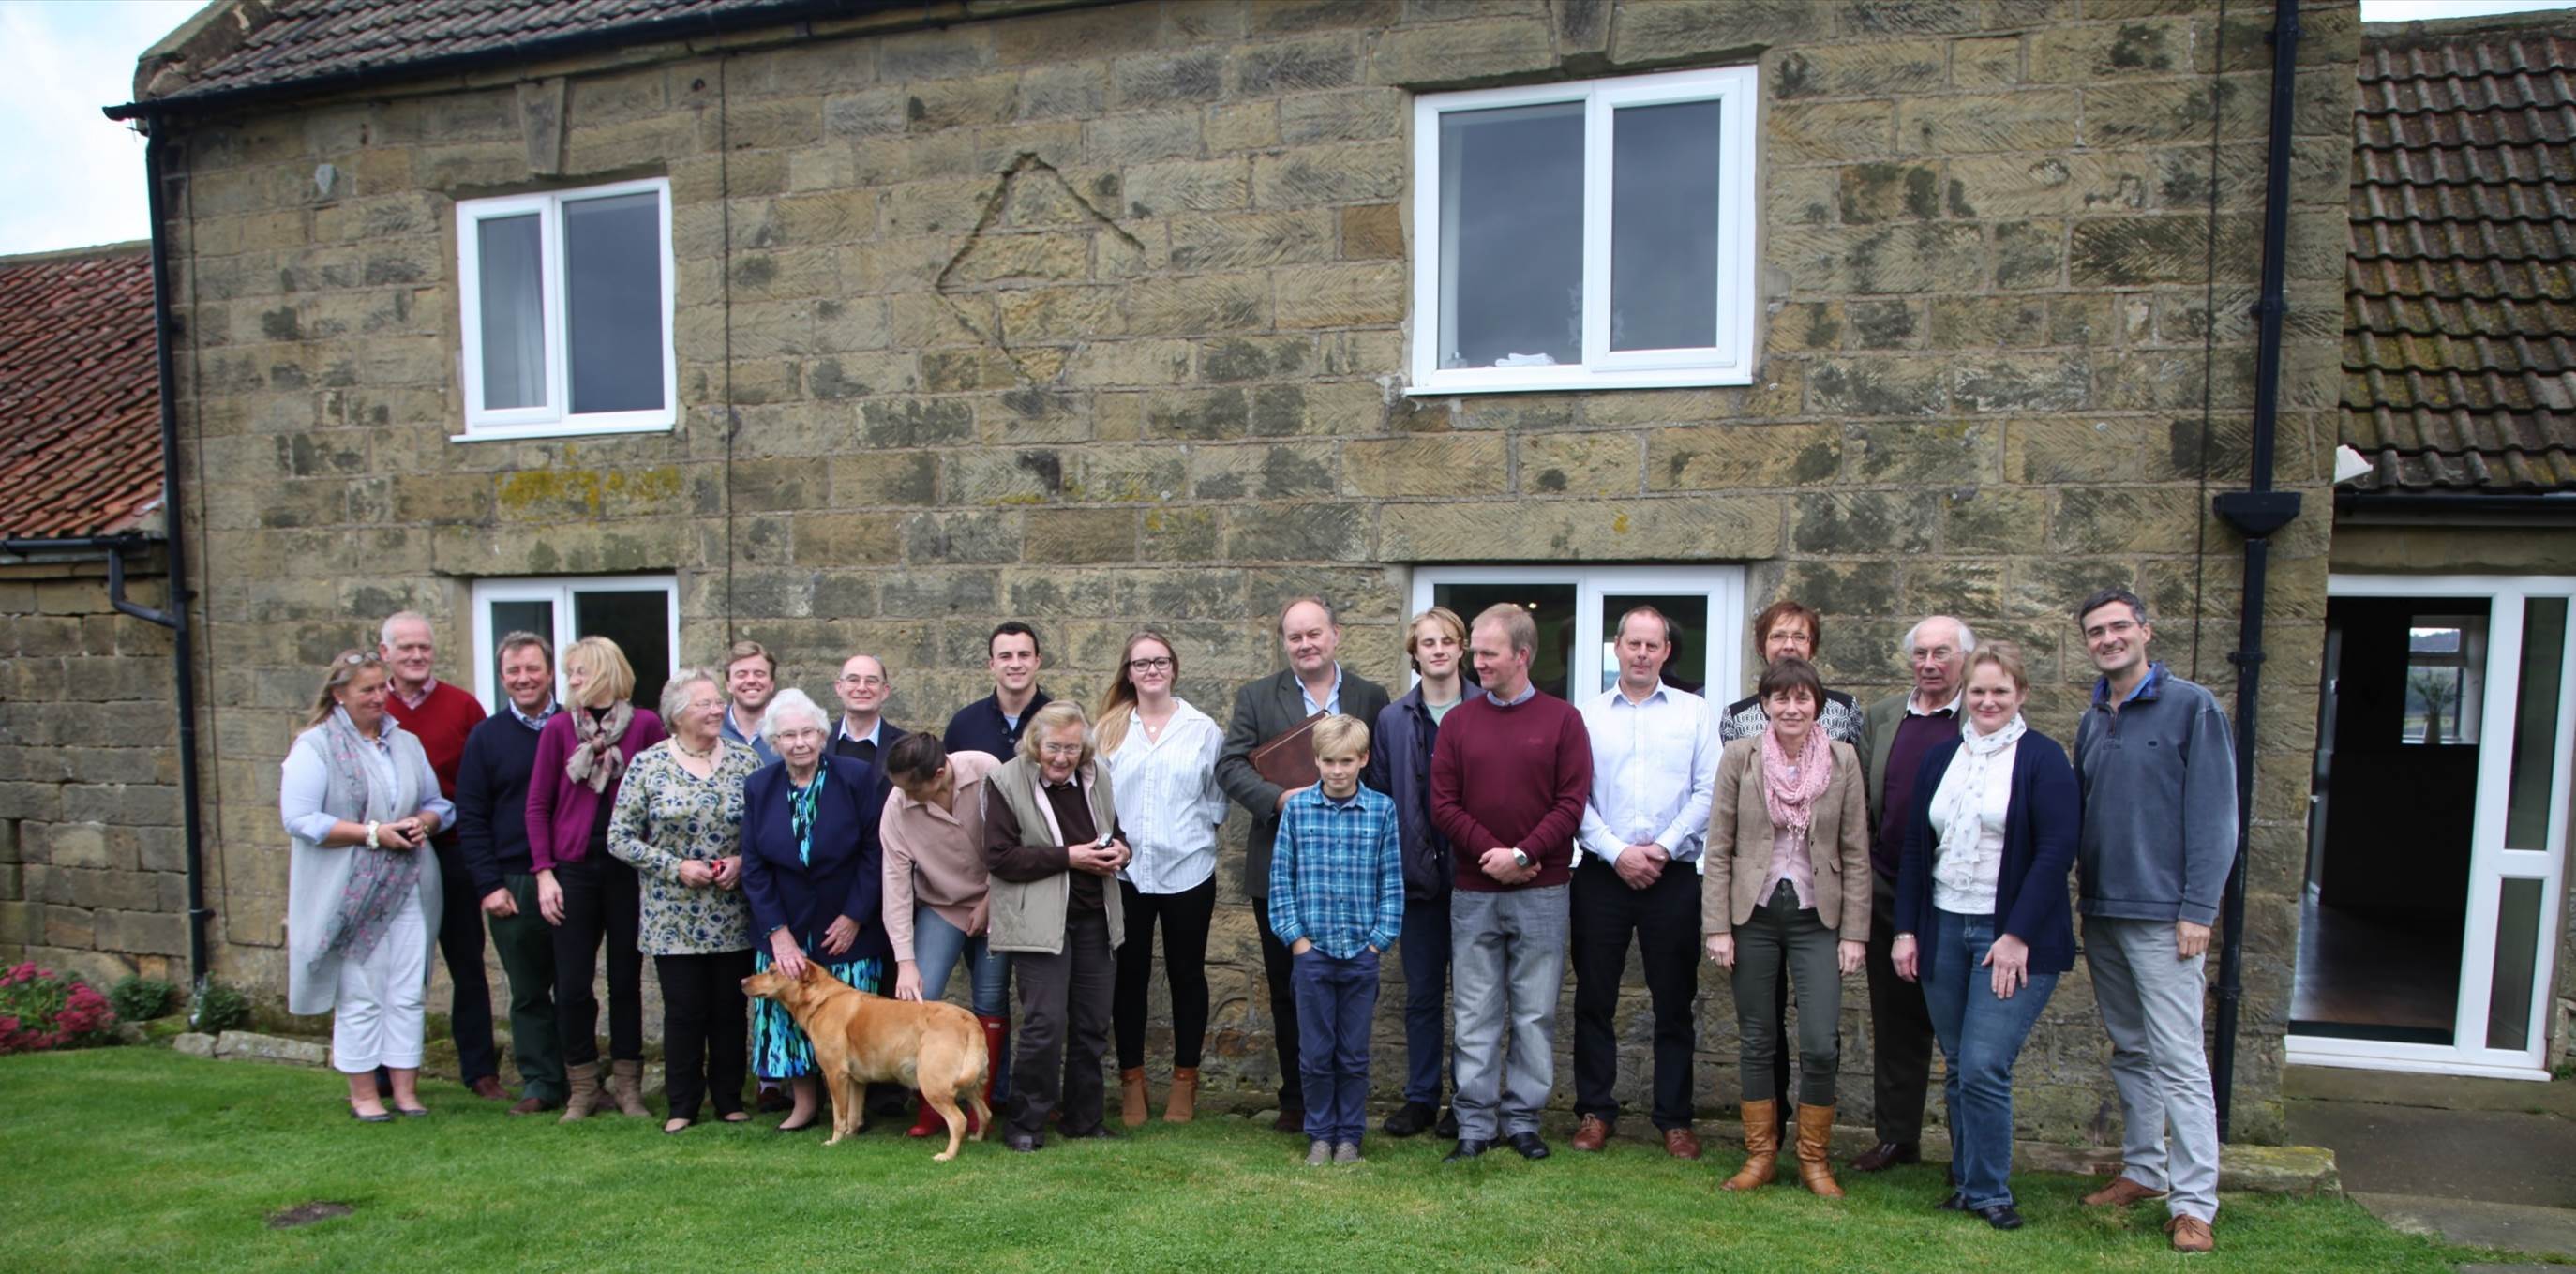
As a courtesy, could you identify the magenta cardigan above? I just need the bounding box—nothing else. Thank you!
[525,707,667,873]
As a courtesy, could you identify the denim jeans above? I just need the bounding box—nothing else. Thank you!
[1919,908,2058,1210]
[1292,947,1382,1145]
[914,907,1013,1106]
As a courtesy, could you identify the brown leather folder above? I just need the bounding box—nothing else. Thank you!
[1248,710,1328,790]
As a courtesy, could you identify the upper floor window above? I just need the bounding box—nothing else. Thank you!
[1409,66,1758,396]
[456,178,676,441]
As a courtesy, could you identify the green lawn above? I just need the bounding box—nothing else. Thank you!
[0,1049,2481,1273]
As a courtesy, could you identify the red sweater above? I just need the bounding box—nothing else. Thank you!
[1429,689,1593,892]
[385,679,487,800]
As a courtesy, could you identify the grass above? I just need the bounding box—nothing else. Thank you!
[0,1049,2483,1274]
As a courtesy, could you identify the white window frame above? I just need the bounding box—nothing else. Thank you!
[1408,65,1760,397]
[1406,564,1744,701]
[468,575,681,714]
[455,177,679,442]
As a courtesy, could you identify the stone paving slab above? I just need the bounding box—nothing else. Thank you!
[2355,1192,2576,1263]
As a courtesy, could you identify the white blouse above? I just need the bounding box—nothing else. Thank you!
[1101,698,1228,895]
[1927,737,2017,916]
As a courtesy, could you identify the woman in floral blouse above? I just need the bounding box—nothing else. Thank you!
[607,667,761,1133]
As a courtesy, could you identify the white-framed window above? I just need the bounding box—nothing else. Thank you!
[1408,66,1759,397]
[470,576,680,717]
[1407,565,1744,703]
[456,178,678,441]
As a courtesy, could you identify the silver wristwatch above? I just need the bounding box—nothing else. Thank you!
[1509,847,1531,869]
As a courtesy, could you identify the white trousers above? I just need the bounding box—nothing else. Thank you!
[330,897,428,1074]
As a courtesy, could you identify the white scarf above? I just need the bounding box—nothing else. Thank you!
[1935,714,2025,868]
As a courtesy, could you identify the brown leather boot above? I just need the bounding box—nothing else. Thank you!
[558,1062,600,1123]
[1120,1067,1150,1128]
[1721,1100,1777,1191]
[1794,1103,1843,1198]
[606,1059,650,1117]
[1164,1067,1198,1123]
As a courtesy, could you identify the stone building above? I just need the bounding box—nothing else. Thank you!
[15,0,2549,1143]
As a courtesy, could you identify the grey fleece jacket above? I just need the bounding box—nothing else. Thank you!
[2074,663,2239,926]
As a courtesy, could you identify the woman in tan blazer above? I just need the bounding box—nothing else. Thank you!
[1703,657,1871,1198]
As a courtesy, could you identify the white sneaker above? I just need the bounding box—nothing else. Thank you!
[1334,1141,1361,1164]
[1306,1139,1332,1166]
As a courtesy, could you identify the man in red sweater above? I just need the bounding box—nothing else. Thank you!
[380,611,501,1100]
[1430,603,1592,1162]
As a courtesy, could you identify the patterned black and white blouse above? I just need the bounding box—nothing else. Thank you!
[1718,688,1865,746]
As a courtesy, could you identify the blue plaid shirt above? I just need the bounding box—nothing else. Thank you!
[1266,785,1404,959]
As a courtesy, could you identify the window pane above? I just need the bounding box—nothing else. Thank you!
[475,214,546,410]
[575,588,671,717]
[1438,102,1582,370]
[1610,99,1722,352]
[1599,593,1711,697]
[2504,598,2568,849]
[2402,619,2482,745]
[563,192,666,415]
[486,600,555,714]
[2483,877,2544,1051]
[1431,583,1578,701]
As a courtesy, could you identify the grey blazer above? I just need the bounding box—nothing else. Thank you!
[1215,666,1391,900]
[1864,690,1908,832]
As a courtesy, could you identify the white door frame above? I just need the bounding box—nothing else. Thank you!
[2288,573,2576,1080]
[1404,564,1745,701]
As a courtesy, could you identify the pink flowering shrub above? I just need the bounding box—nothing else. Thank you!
[0,963,118,1054]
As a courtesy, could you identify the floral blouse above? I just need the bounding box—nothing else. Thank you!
[607,741,764,955]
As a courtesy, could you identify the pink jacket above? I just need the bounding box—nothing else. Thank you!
[526,708,667,872]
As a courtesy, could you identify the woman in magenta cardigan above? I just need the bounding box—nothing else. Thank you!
[528,635,666,1122]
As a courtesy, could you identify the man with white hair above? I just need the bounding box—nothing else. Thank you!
[1850,614,1975,1174]
[378,610,502,1101]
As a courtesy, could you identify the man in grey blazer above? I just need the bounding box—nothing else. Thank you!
[1217,596,1392,1133]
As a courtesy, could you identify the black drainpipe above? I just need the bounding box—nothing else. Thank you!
[2207,0,2306,1144]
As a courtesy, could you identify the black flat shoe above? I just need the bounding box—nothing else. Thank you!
[1435,1107,1459,1139]
[1059,1123,1119,1140]
[394,1106,429,1117]
[1444,1138,1491,1162]
[349,1107,394,1123]
[1383,1101,1436,1137]
[1936,1192,1967,1211]
[1005,1132,1043,1153]
[1973,1204,2026,1231]
[774,1117,823,1133]
[1506,1132,1550,1161]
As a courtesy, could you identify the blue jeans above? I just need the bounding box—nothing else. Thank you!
[912,907,1013,1103]
[1919,908,2058,1210]
[1291,947,1381,1145]
[1399,895,1451,1107]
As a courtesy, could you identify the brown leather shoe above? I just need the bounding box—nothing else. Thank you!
[2083,1176,2170,1207]
[507,1095,559,1117]
[2165,1215,2215,1253]
[470,1076,507,1101]
[1664,1127,1702,1161]
[1571,1115,1610,1152]
[1850,1140,1919,1172]
[1272,1106,1305,1133]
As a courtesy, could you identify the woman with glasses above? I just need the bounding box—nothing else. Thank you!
[1094,631,1228,1125]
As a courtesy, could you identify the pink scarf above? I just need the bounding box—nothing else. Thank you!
[1760,725,1834,832]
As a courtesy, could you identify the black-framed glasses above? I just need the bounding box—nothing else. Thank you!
[1127,657,1175,672]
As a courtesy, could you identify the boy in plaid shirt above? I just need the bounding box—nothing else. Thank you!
[1268,713,1404,1165]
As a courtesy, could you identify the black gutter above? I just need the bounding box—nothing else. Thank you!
[2335,490,2576,519]
[2206,0,2305,1145]
[0,534,173,626]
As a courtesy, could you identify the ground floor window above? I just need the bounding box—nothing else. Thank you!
[1406,565,1743,702]
[469,575,679,716]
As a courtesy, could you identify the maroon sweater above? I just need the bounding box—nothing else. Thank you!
[384,679,487,801]
[1429,689,1593,892]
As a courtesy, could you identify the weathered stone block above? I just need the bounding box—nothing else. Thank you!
[1778,40,1947,99]
[1064,339,1194,388]
[1772,224,1984,295]
[1648,425,1842,490]
[1251,142,1406,209]
[1611,0,1820,63]
[1954,34,2022,88]
[1769,101,1897,163]
[216,1029,329,1066]
[2084,78,2264,148]
[1122,158,1251,217]
[1839,163,1941,225]
[1084,112,1203,165]
[2052,487,2202,555]
[1954,352,2089,413]
[1897,90,2078,154]
[2072,214,2259,286]
[1807,357,1950,418]
[1187,442,1337,501]
[861,398,976,447]
[1221,502,1370,561]
[1126,273,1273,335]
[1518,433,1639,497]
[1848,421,2000,485]
[1847,299,1923,350]
[900,511,1022,564]
[1382,498,1785,562]
[1238,37,1360,95]
[1110,50,1227,108]
[1340,435,1507,498]
[1791,491,1939,555]
[1170,210,1335,270]
[1369,18,1555,84]
[1024,509,1139,563]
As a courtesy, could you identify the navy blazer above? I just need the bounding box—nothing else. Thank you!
[1895,728,2081,976]
[741,755,894,967]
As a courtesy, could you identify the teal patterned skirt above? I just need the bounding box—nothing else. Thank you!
[751,948,885,1079]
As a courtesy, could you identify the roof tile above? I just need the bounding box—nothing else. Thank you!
[0,247,162,539]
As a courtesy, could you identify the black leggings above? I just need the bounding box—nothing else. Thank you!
[655,950,754,1122]
[1113,877,1216,1070]
[549,855,644,1067]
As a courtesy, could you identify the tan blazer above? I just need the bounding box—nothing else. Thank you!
[1700,735,1872,942]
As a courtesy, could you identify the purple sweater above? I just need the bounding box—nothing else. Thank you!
[526,708,667,873]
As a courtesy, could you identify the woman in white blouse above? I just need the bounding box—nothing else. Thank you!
[1891,642,2080,1233]
[1094,629,1228,1127]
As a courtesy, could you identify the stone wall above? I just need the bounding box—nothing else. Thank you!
[0,556,188,987]
[142,0,2363,1138]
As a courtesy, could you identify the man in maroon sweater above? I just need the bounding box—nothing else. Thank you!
[1430,604,1592,1162]
[380,611,501,1100]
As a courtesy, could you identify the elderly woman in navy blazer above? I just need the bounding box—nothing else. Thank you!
[741,688,894,1132]
[1892,642,2079,1233]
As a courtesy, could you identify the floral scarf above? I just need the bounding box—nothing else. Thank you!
[1760,723,1834,833]
[310,708,425,973]
[1936,713,2027,866]
[566,700,635,794]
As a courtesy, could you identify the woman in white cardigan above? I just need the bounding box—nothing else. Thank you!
[279,651,454,1120]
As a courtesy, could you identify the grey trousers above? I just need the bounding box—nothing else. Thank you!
[1450,885,1568,1141]
[1730,881,1842,1106]
[2087,916,2221,1223]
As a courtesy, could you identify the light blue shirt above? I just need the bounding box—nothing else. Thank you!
[722,706,781,765]
[838,715,883,748]
[278,712,457,844]
[1576,681,1716,866]
[508,698,558,731]
[1299,664,1346,717]
[1485,682,1536,709]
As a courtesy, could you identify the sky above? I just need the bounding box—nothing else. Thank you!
[0,0,2569,257]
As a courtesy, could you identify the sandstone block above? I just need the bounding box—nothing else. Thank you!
[1340,435,1507,498]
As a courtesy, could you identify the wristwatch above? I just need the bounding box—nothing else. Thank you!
[1509,847,1531,870]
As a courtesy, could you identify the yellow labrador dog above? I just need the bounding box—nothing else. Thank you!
[741,962,990,1160]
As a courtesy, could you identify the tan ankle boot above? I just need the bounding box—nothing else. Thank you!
[607,1059,650,1117]
[558,1062,600,1123]
[1794,1103,1843,1198]
[1120,1067,1149,1128]
[1163,1067,1198,1123]
[1722,1099,1777,1191]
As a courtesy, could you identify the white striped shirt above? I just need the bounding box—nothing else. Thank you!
[1101,698,1229,894]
